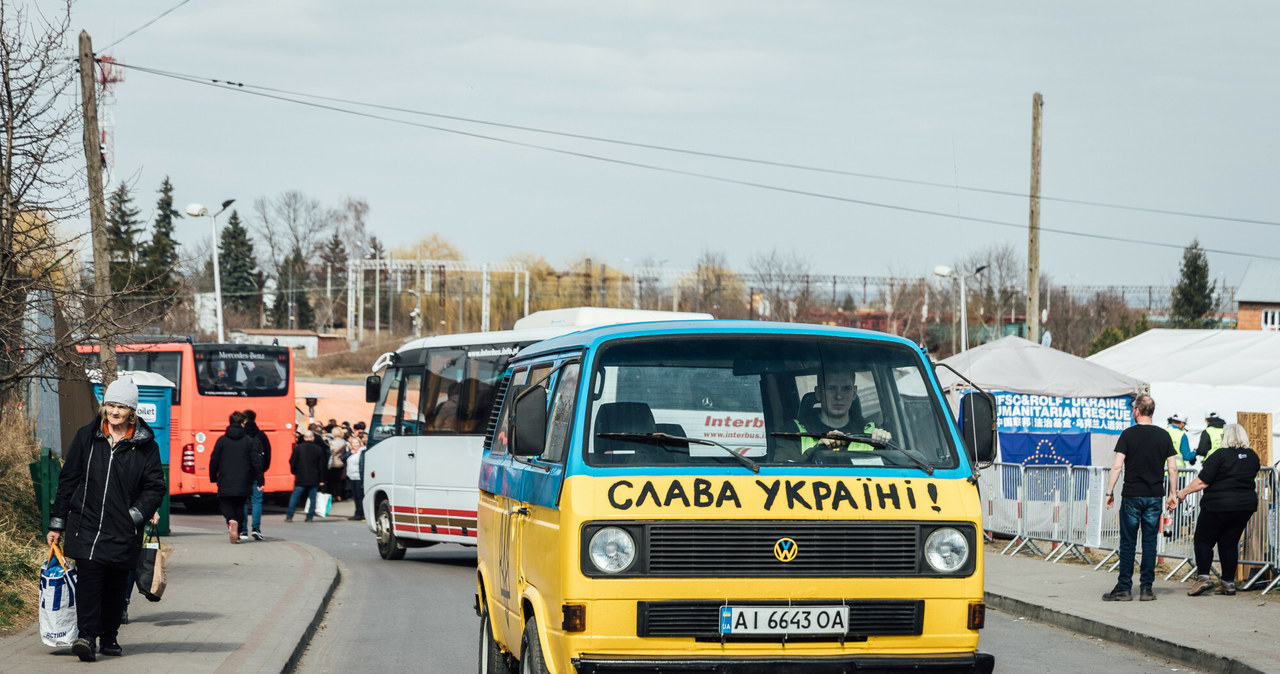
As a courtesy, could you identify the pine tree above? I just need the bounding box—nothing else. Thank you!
[219,210,260,313]
[1171,240,1215,328]
[105,183,144,293]
[138,177,183,311]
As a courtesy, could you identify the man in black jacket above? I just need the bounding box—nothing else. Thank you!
[210,411,264,544]
[242,409,271,540]
[286,430,328,522]
[48,377,166,661]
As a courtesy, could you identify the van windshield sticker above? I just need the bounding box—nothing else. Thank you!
[605,478,941,513]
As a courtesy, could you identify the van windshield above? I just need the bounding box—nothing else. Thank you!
[585,336,958,470]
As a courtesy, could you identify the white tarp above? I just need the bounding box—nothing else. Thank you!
[937,336,1147,466]
[1089,329,1280,457]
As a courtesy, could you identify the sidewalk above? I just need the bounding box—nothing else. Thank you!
[985,549,1278,674]
[0,516,338,673]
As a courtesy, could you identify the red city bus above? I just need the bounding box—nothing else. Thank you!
[81,341,298,506]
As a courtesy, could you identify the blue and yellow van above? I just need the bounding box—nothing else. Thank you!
[476,321,996,673]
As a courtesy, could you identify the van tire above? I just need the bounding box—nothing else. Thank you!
[375,500,407,560]
[478,606,515,674]
[519,617,550,674]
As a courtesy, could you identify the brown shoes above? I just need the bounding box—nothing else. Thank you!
[1187,577,1214,596]
[1214,582,1236,596]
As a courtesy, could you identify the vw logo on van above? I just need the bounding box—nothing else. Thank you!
[773,537,798,563]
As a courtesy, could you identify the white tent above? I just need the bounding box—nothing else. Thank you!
[1088,329,1280,458]
[937,336,1147,465]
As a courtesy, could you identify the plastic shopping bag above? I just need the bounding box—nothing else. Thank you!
[135,523,168,602]
[39,543,78,647]
[314,491,332,518]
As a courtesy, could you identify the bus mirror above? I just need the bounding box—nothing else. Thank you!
[512,385,548,457]
[959,391,997,464]
[365,375,381,403]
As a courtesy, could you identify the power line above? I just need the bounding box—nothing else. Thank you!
[100,0,197,52]
[108,61,1280,262]
[105,62,1280,229]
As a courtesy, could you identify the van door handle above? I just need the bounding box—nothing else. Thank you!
[512,506,530,516]
[407,451,415,458]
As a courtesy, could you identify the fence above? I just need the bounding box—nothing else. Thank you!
[979,462,1280,593]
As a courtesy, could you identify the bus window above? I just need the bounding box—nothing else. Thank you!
[400,369,425,435]
[193,345,289,397]
[422,345,522,435]
[370,368,406,446]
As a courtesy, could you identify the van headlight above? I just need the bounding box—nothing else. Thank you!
[588,527,636,574]
[924,527,970,573]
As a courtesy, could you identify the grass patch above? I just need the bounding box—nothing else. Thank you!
[294,338,403,380]
[0,405,46,631]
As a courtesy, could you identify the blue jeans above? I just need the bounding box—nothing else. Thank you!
[286,485,319,521]
[243,483,263,530]
[1117,496,1162,591]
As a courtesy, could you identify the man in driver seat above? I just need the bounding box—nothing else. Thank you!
[775,368,892,461]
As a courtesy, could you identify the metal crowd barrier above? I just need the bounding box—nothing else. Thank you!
[980,463,1280,594]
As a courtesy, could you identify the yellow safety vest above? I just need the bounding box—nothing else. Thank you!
[1204,426,1224,458]
[1166,426,1187,467]
[796,420,876,452]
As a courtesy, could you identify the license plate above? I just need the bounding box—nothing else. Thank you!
[718,606,849,635]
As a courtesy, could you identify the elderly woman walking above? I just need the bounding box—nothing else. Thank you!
[48,377,167,661]
[1173,423,1262,596]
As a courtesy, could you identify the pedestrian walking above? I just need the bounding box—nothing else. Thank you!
[345,432,366,521]
[286,430,328,522]
[1175,423,1262,596]
[1102,394,1178,602]
[241,409,271,540]
[209,411,264,544]
[48,377,166,661]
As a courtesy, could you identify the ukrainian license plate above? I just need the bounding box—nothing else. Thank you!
[718,605,849,635]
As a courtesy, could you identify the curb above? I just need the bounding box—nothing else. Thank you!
[284,560,341,673]
[985,592,1266,674]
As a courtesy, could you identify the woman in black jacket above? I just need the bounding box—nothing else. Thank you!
[209,411,264,543]
[48,377,166,661]
[1174,422,1262,596]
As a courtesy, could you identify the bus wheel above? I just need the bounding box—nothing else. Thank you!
[478,605,515,674]
[375,500,406,560]
[519,617,550,674]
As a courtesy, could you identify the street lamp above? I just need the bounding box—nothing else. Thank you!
[934,264,988,352]
[186,199,236,342]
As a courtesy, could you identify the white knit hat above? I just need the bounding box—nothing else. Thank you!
[103,376,139,410]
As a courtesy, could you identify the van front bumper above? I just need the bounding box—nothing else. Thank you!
[572,651,994,673]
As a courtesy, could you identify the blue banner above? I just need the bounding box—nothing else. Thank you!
[994,393,1132,435]
[999,432,1091,466]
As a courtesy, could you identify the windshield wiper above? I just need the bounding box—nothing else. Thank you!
[596,432,760,474]
[769,431,934,476]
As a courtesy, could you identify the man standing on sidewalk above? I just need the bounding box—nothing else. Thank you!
[242,409,271,540]
[1103,394,1178,602]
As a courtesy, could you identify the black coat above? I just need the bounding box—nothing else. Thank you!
[209,424,263,498]
[51,418,166,568]
[244,420,272,473]
[289,441,328,487]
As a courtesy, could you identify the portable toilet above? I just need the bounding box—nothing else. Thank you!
[93,371,175,534]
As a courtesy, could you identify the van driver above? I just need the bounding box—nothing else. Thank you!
[774,368,892,462]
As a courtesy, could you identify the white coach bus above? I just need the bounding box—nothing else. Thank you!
[361,307,711,559]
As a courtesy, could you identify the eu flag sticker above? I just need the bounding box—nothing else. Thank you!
[719,606,733,633]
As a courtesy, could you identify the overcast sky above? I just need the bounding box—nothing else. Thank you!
[70,1,1280,290]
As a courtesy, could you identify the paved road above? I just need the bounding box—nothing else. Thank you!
[237,502,1203,673]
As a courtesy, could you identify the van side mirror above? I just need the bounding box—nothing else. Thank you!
[512,385,548,457]
[365,375,381,403]
[959,391,997,465]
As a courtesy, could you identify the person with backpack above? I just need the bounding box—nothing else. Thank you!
[209,411,264,544]
[241,409,272,540]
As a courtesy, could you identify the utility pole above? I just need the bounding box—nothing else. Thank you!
[79,31,116,384]
[1027,92,1044,344]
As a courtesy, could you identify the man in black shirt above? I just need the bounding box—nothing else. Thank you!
[1102,394,1178,601]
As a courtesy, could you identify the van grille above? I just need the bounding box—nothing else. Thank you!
[637,600,924,639]
[647,521,919,577]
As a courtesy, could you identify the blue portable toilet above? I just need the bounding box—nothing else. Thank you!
[93,371,175,533]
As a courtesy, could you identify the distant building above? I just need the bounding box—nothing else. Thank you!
[230,328,349,358]
[1235,259,1280,331]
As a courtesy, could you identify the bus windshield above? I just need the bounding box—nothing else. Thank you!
[585,335,958,470]
[193,345,290,397]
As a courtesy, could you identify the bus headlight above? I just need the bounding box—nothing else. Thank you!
[924,527,970,573]
[588,527,636,573]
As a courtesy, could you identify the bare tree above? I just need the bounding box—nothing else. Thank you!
[687,250,747,318]
[747,247,810,321]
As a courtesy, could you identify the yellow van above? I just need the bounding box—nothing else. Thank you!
[477,321,996,673]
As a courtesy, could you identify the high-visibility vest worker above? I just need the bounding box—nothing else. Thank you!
[1197,413,1226,460]
[1165,414,1192,467]
[796,420,878,452]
